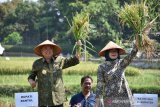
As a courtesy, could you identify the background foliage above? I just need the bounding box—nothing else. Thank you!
[0,0,159,56]
[3,32,22,45]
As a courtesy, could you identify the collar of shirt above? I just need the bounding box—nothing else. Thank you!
[79,92,95,107]
[42,57,55,63]
[80,91,95,100]
[105,59,119,65]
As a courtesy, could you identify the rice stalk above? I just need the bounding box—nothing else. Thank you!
[67,11,95,56]
[118,0,158,58]
[71,12,90,41]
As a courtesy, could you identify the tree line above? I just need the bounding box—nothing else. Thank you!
[0,0,159,53]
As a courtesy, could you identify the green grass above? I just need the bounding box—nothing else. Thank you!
[0,72,159,90]
[127,69,160,87]
[0,73,159,90]
[0,57,159,106]
[0,57,142,76]
[0,75,29,86]
[0,74,160,106]
[0,96,15,103]
[64,61,99,75]
[0,57,36,75]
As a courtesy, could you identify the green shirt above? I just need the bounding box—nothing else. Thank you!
[28,56,79,106]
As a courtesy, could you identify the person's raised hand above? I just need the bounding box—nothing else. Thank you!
[75,40,82,59]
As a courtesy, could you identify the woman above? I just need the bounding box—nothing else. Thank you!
[95,41,138,107]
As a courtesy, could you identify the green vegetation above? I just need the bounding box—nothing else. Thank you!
[0,57,142,76]
[3,32,22,45]
[0,0,159,106]
[0,57,159,106]
[0,0,159,53]
[0,74,160,105]
[118,0,157,58]
[3,45,34,53]
[125,66,141,76]
[0,57,36,75]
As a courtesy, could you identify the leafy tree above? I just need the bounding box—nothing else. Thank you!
[0,0,159,54]
[0,0,21,42]
[3,32,22,45]
[13,1,40,45]
[67,0,122,48]
[37,0,65,41]
[0,0,40,45]
[146,0,160,32]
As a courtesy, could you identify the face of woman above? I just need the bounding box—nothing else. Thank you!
[41,45,53,59]
[109,49,118,60]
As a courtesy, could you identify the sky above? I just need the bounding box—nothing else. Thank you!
[0,0,38,3]
[0,0,10,3]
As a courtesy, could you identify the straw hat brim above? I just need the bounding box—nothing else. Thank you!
[34,40,61,57]
[99,41,126,56]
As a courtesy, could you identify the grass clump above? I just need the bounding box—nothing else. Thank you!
[126,66,141,76]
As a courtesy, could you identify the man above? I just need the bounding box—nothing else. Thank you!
[70,75,103,107]
[28,40,80,107]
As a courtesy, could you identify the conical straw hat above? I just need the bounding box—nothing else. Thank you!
[99,41,126,56]
[34,40,61,57]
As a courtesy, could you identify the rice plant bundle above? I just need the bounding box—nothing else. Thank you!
[67,11,95,56]
[118,0,158,58]
[71,12,90,41]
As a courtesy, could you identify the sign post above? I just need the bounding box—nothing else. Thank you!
[134,94,158,107]
[0,43,4,55]
[15,92,38,107]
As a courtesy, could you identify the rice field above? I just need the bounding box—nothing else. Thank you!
[0,57,159,106]
[0,57,36,75]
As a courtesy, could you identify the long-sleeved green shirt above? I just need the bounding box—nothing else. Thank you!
[28,56,79,106]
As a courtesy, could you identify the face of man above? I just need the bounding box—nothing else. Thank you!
[41,45,53,59]
[109,49,118,60]
[81,78,92,93]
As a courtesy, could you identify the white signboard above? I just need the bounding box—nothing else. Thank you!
[134,94,158,107]
[15,92,38,107]
[0,44,4,55]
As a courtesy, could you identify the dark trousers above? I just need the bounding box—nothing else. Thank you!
[40,104,63,107]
